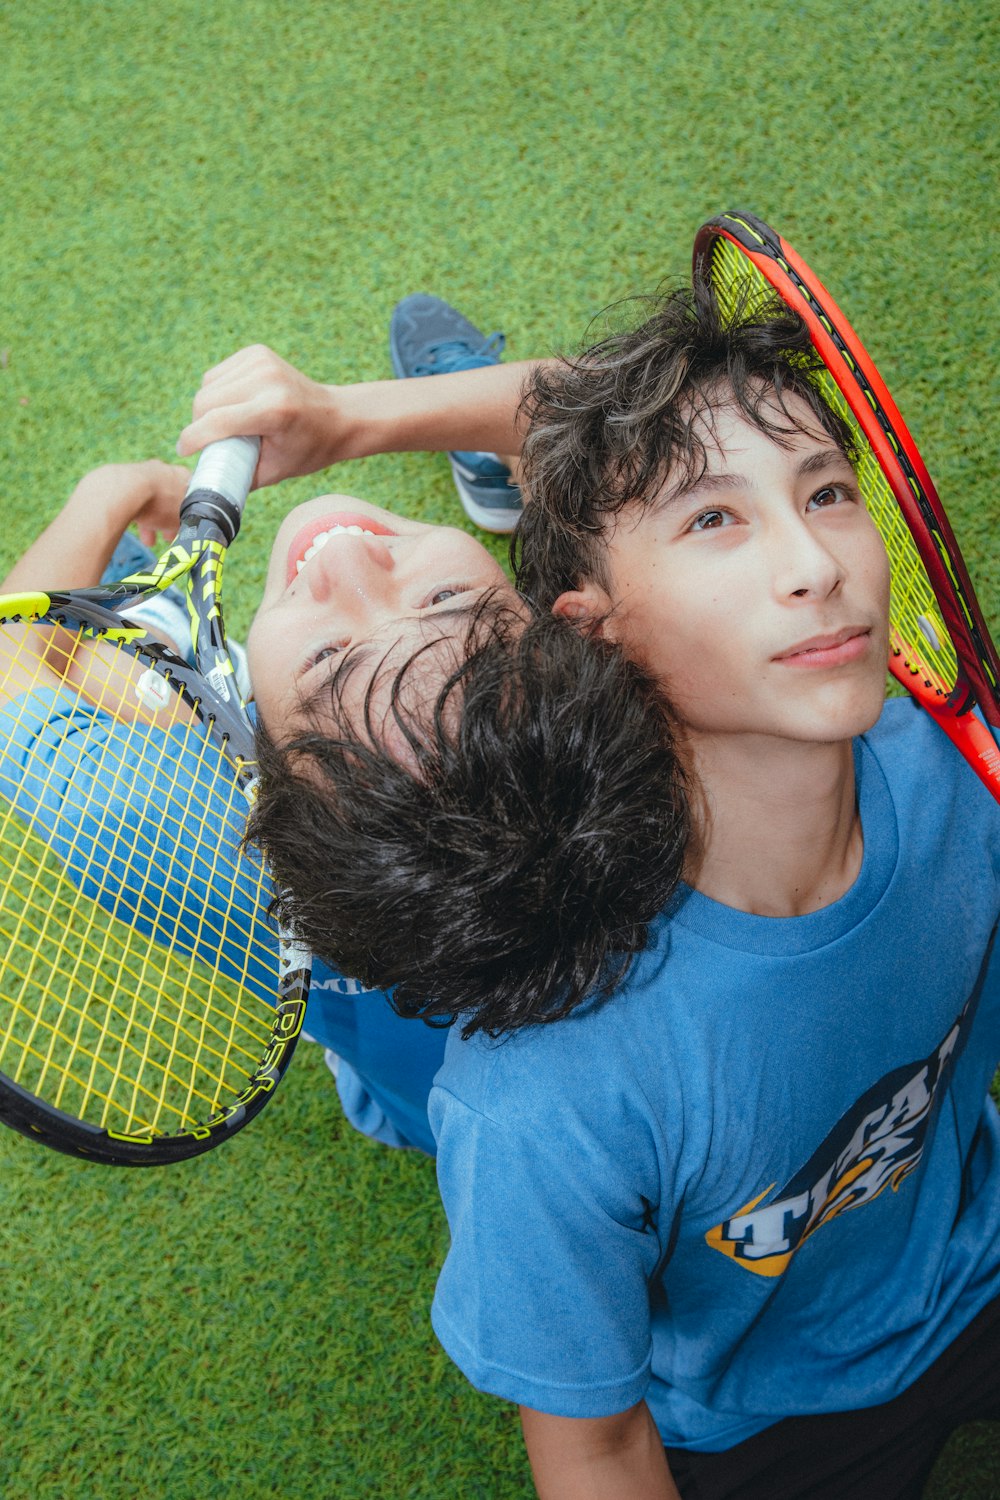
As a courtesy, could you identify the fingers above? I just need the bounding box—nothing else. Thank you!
[143,460,191,505]
[177,349,299,464]
[197,343,282,390]
[187,346,293,423]
[177,344,333,485]
[133,462,190,546]
[189,363,275,420]
[154,460,192,495]
[176,398,270,462]
[135,525,179,548]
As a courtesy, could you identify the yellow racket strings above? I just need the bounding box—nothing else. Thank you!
[0,620,282,1137]
[708,236,958,696]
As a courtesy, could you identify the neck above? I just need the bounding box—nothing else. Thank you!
[682,732,862,917]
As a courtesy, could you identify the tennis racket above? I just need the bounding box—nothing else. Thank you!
[694,210,1000,801]
[0,437,310,1165]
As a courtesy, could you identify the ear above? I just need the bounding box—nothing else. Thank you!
[551,583,616,638]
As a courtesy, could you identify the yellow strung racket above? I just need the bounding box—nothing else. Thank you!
[0,438,309,1165]
[695,211,1000,800]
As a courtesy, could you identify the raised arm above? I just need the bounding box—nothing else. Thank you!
[1,460,190,595]
[176,343,546,488]
[0,461,191,717]
[520,1404,680,1500]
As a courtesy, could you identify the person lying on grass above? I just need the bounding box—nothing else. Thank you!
[182,284,1000,1500]
[0,447,683,1156]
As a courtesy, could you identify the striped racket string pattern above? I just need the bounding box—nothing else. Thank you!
[704,232,960,704]
[0,615,284,1140]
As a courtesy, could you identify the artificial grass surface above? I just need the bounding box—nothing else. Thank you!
[1,0,997,1494]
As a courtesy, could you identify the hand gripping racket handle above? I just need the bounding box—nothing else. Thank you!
[179,435,261,544]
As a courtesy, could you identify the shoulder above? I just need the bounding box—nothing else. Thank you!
[0,684,227,830]
[0,683,183,756]
[862,694,946,758]
[0,685,113,798]
[431,1005,671,1266]
[861,697,1000,820]
[859,698,1000,900]
[434,1011,603,1123]
[431,969,674,1163]
[0,683,97,737]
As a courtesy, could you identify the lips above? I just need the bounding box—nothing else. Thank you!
[285,512,397,585]
[775,626,871,668]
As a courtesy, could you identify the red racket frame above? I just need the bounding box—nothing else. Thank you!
[694,211,1000,798]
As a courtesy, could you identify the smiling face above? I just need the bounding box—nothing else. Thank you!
[247,495,512,737]
[555,392,891,750]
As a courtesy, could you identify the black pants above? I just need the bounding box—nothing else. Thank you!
[665,1295,1000,1500]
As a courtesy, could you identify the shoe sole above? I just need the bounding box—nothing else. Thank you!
[389,320,521,534]
[448,456,522,534]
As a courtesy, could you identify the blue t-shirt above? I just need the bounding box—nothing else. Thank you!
[0,685,443,1155]
[430,699,1000,1450]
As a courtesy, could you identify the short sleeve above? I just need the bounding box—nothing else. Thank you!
[0,688,279,998]
[429,1069,666,1418]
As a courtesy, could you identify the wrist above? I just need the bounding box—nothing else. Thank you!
[331,379,421,460]
[332,362,536,461]
[65,464,158,536]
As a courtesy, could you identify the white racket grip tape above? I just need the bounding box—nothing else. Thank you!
[186,435,262,516]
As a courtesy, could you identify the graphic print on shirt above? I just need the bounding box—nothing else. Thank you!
[705,997,975,1277]
[309,971,374,997]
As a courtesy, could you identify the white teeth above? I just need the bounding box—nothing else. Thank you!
[295,524,380,574]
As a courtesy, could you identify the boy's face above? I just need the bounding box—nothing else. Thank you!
[557,394,891,747]
[248,496,512,735]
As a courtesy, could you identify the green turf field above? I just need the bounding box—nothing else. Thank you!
[1,0,997,1494]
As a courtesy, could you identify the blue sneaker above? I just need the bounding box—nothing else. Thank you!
[389,294,523,534]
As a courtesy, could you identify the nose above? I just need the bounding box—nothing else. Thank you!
[768,513,843,603]
[304,531,396,607]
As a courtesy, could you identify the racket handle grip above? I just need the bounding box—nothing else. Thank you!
[180,436,262,543]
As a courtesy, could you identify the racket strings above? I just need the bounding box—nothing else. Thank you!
[0,618,283,1137]
[707,236,959,696]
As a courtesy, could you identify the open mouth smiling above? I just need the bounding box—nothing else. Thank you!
[285,512,397,584]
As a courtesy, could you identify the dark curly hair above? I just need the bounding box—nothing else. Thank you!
[246,593,688,1038]
[513,278,857,606]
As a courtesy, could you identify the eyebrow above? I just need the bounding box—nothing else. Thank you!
[298,598,491,717]
[662,446,853,507]
[299,641,378,717]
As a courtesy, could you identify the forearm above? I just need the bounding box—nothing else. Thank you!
[330,358,543,462]
[179,344,554,488]
[2,487,126,594]
[2,460,191,597]
[0,460,196,721]
[520,1402,679,1500]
